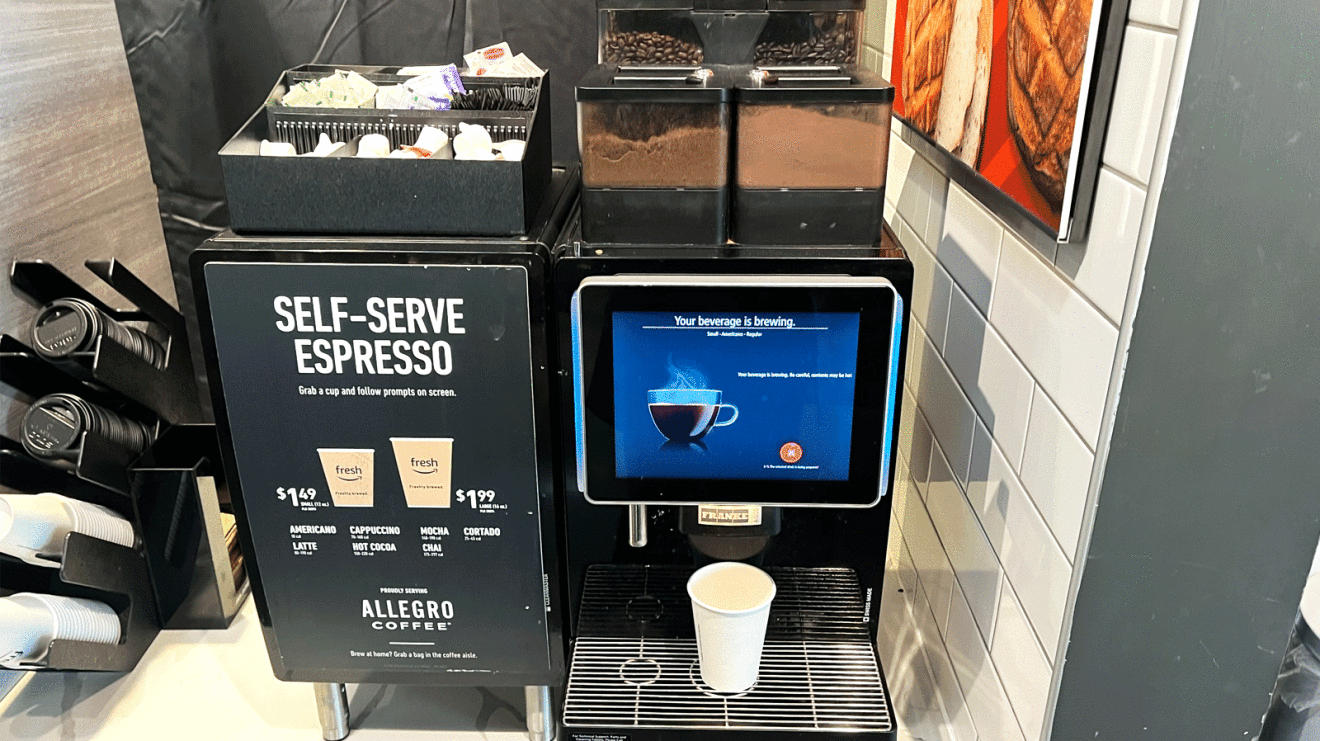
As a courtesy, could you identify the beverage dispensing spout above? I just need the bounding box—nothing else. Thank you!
[628,505,648,548]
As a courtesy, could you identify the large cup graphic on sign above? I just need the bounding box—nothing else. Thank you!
[648,389,739,441]
[390,438,454,508]
[317,449,375,507]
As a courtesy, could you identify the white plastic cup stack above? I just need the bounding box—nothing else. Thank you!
[0,493,135,568]
[687,561,777,693]
[0,593,121,668]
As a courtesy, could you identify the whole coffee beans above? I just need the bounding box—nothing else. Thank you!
[754,27,857,66]
[603,32,705,65]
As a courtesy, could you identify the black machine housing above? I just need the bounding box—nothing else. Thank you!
[552,211,912,741]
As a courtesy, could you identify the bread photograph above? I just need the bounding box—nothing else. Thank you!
[893,0,1100,234]
[1007,0,1093,206]
[902,0,993,167]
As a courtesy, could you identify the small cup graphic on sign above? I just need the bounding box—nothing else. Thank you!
[317,449,375,507]
[390,438,454,508]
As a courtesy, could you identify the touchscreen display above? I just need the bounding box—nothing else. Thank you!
[612,311,861,481]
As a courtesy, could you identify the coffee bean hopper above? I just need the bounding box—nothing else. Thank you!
[597,0,864,67]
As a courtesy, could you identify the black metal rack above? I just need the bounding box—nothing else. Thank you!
[9,260,202,426]
[0,530,158,672]
[0,260,243,672]
[562,565,895,739]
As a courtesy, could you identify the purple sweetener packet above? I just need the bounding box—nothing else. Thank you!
[438,64,466,95]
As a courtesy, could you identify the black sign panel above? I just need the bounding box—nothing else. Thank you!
[202,260,553,684]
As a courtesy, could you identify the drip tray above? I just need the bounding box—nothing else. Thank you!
[564,565,894,735]
[565,637,892,731]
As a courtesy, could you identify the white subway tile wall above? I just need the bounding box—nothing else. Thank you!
[938,186,1002,314]
[991,231,1119,448]
[863,0,1193,737]
[1128,0,1185,29]
[1102,27,1178,186]
[1063,168,1147,322]
[1019,393,1096,560]
[992,589,1054,741]
[943,288,1035,465]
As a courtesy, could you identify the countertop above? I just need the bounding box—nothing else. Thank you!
[0,600,533,740]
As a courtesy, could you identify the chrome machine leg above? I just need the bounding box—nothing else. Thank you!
[525,685,555,741]
[313,682,350,740]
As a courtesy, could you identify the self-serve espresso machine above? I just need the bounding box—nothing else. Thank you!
[551,5,910,739]
[552,235,912,741]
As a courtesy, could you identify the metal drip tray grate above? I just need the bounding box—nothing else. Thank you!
[564,637,892,731]
[565,565,892,733]
[577,565,872,642]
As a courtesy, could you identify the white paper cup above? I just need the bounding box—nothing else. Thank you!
[687,562,777,693]
[455,148,497,161]
[454,122,492,156]
[0,593,120,668]
[0,494,134,568]
[0,494,72,566]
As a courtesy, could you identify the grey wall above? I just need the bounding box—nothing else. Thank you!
[1050,1,1320,738]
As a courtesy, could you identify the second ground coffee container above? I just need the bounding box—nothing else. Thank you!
[733,65,893,245]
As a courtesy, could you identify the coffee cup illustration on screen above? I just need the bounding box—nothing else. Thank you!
[648,388,738,441]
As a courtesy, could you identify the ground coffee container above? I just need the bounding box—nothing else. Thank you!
[733,65,893,245]
[577,64,734,244]
[597,0,861,66]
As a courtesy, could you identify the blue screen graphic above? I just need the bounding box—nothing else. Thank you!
[613,311,860,481]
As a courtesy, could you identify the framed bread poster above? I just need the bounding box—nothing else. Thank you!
[892,0,1127,243]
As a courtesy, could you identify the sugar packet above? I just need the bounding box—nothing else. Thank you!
[464,42,513,75]
[282,80,330,107]
[337,69,378,108]
[404,65,465,108]
[376,84,439,110]
[477,53,545,78]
